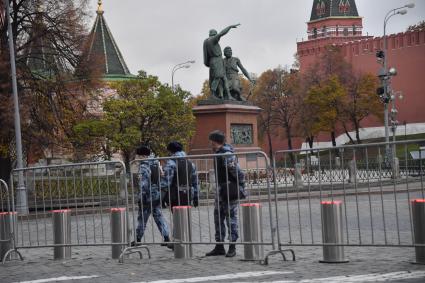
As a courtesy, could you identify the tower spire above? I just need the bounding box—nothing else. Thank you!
[84,0,133,80]
[97,0,103,14]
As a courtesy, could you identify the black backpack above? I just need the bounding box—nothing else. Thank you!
[173,159,193,187]
[150,162,160,185]
[168,159,194,206]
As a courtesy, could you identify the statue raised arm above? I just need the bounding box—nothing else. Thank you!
[203,24,240,100]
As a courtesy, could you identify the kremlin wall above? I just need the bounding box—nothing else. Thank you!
[262,0,425,152]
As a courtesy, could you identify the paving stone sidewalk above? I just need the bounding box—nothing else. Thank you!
[2,187,425,282]
[1,244,425,283]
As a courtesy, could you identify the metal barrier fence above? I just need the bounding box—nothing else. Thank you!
[9,161,131,256]
[2,140,425,264]
[128,151,277,259]
[0,179,22,263]
[266,140,425,263]
[0,179,11,213]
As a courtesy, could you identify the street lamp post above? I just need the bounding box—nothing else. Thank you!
[381,3,414,162]
[4,0,28,214]
[171,60,195,91]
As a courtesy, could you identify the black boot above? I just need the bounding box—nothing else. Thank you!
[131,238,141,247]
[205,244,226,256]
[166,243,174,250]
[164,237,174,250]
[226,244,236,257]
[161,236,170,246]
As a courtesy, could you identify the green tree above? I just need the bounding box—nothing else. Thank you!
[252,67,299,162]
[252,69,279,159]
[299,45,381,147]
[296,65,321,149]
[341,73,383,143]
[187,80,210,108]
[274,69,299,153]
[306,75,346,147]
[0,0,97,174]
[72,119,113,161]
[74,72,195,169]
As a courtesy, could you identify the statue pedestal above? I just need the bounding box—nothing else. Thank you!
[190,102,262,155]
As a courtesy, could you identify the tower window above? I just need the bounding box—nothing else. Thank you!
[343,28,349,36]
[339,0,351,13]
[316,1,326,17]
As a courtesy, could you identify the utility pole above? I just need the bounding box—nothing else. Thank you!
[4,0,28,214]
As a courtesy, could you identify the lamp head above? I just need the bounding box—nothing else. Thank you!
[405,3,415,8]
[388,67,397,76]
[397,9,408,15]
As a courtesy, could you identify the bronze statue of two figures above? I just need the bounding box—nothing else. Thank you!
[203,24,255,101]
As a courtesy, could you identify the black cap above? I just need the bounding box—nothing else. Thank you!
[208,130,225,144]
[167,141,183,153]
[136,145,151,156]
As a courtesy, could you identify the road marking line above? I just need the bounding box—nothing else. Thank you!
[13,275,99,283]
[134,271,293,283]
[264,270,425,283]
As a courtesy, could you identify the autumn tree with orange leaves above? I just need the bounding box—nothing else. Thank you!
[0,0,99,180]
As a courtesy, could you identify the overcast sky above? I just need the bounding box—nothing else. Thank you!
[91,0,424,95]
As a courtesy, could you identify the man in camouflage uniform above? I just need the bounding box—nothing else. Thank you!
[161,141,199,209]
[133,145,170,247]
[206,130,246,258]
[161,142,199,250]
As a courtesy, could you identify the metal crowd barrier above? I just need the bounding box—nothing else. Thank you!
[4,140,425,264]
[0,179,23,264]
[9,161,133,259]
[129,151,276,260]
[266,140,425,264]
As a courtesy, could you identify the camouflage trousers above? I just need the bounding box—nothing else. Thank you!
[136,203,169,241]
[214,200,238,242]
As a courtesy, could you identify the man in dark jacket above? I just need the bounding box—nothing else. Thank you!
[206,130,246,257]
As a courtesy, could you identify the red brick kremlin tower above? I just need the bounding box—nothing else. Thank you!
[278,0,425,150]
[298,0,371,70]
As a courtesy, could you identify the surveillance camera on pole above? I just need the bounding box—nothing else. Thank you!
[378,2,415,164]
[376,50,385,64]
